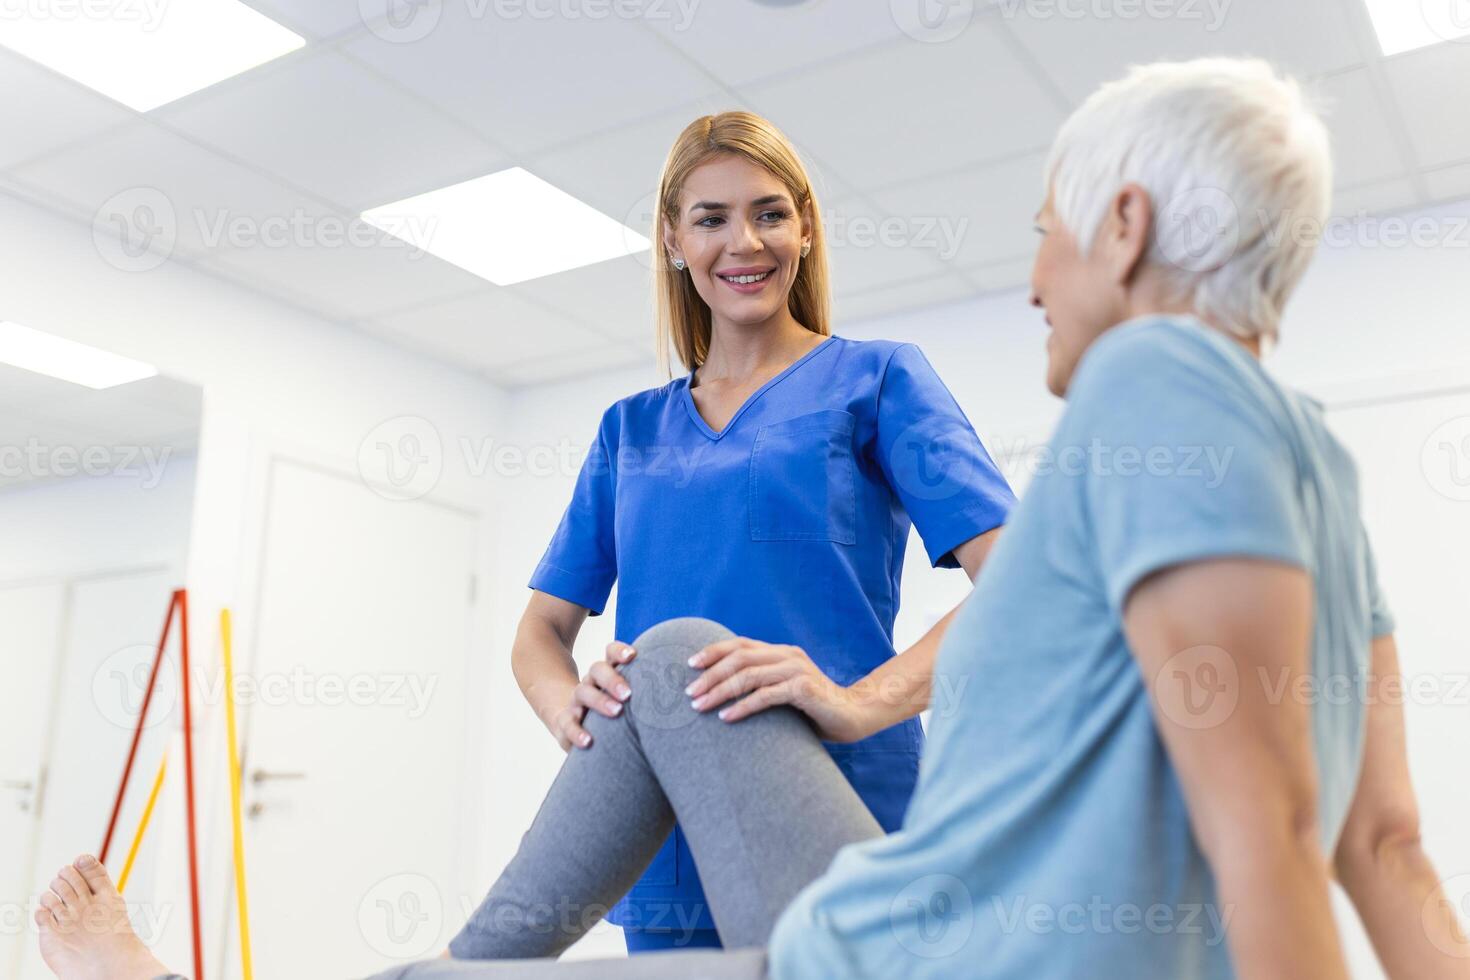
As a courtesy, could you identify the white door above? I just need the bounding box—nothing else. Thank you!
[0,582,66,979]
[15,569,180,980]
[240,460,476,978]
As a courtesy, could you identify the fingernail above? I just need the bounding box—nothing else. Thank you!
[609,701,623,716]
[624,647,636,659]
[687,653,702,667]
[684,681,697,695]
[579,733,591,747]
[717,708,730,721]
[691,695,706,710]
[78,855,97,867]
[617,686,632,701]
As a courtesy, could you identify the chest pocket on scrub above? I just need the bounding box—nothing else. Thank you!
[748,409,858,544]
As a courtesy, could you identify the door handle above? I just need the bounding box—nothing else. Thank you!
[250,770,306,785]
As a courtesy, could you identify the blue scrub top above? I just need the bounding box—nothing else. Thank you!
[529,333,1015,933]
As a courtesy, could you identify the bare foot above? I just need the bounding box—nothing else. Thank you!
[35,854,174,980]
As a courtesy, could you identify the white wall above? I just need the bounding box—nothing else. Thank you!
[493,199,1470,975]
[0,188,511,976]
[0,454,195,584]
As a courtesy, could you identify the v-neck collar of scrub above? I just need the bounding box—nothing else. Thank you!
[681,334,837,441]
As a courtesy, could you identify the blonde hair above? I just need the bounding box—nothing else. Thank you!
[652,111,831,378]
[1045,57,1333,344]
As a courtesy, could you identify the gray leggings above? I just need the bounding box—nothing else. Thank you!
[364,616,884,979]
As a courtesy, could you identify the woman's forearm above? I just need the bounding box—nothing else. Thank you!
[1340,838,1470,977]
[846,601,962,739]
[1212,830,1349,980]
[511,615,582,728]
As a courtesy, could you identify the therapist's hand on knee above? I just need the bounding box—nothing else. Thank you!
[552,642,637,751]
[684,638,866,743]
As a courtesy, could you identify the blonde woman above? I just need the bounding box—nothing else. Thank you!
[504,111,1013,953]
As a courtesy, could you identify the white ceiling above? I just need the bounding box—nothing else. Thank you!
[0,366,201,491]
[2,0,1467,388]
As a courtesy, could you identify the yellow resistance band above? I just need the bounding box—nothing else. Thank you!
[117,752,166,895]
[221,608,254,980]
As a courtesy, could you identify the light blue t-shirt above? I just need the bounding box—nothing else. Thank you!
[770,315,1395,979]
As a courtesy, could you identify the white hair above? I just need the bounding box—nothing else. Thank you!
[1044,57,1333,344]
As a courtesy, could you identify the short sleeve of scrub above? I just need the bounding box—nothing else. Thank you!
[875,343,1015,568]
[528,409,618,616]
[1363,525,1396,637]
[1068,326,1314,613]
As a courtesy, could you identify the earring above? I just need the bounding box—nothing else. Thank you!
[671,257,685,270]
[800,242,811,258]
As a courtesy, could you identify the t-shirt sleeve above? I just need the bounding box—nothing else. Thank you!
[528,407,618,616]
[1070,327,1314,613]
[875,343,1016,569]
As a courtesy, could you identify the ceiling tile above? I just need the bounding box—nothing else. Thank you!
[743,20,1063,190]
[341,5,720,156]
[365,287,611,369]
[823,194,954,296]
[1002,0,1364,104]
[834,272,977,325]
[154,49,506,212]
[642,0,907,88]
[198,231,491,320]
[1330,177,1421,218]
[1309,69,1410,188]
[491,341,654,388]
[1424,162,1470,202]
[509,254,657,340]
[870,151,1047,271]
[9,118,337,263]
[0,50,137,172]
[240,0,372,41]
[1381,42,1470,168]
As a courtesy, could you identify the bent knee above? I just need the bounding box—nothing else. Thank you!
[628,617,735,658]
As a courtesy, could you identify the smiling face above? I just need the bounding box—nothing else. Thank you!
[662,153,812,333]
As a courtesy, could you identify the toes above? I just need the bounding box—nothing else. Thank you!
[59,864,91,902]
[73,854,113,894]
[38,890,67,923]
[34,905,56,930]
[49,873,81,909]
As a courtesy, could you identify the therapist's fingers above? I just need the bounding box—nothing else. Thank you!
[574,676,624,719]
[686,645,781,699]
[687,637,759,669]
[691,662,793,712]
[603,642,637,666]
[588,660,633,702]
[555,704,592,751]
[717,679,797,723]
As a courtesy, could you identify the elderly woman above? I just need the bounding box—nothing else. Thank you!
[36,57,1468,980]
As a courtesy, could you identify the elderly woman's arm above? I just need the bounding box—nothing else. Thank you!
[1123,557,1348,980]
[1334,633,1470,977]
